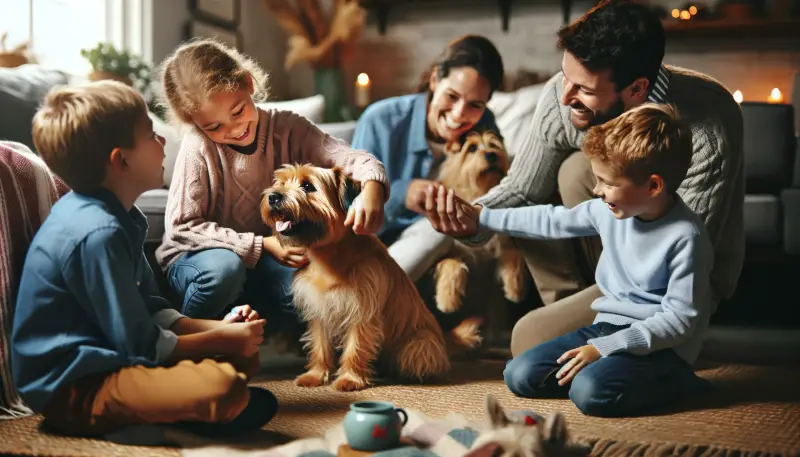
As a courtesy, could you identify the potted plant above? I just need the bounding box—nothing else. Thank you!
[80,42,152,95]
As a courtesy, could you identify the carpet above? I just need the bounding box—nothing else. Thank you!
[0,361,798,457]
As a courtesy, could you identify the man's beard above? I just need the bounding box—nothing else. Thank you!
[571,96,626,130]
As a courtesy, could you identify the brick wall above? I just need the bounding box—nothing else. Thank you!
[274,1,799,106]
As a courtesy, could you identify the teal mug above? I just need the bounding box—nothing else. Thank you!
[343,401,409,451]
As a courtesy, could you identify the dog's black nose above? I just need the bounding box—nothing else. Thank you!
[485,152,499,164]
[268,192,284,206]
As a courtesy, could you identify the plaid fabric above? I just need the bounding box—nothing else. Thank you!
[0,141,69,418]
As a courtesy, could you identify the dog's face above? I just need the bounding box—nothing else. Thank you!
[440,128,510,198]
[260,164,360,248]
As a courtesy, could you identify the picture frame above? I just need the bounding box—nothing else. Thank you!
[190,0,240,27]
[186,19,243,49]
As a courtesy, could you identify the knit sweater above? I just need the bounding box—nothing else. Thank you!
[155,108,389,270]
[472,66,745,304]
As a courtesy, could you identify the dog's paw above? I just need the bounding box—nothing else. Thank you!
[295,370,328,388]
[332,373,369,392]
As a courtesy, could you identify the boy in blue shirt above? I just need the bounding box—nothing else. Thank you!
[437,103,713,417]
[12,81,277,438]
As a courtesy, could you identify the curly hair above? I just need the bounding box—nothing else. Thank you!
[159,38,270,125]
[415,35,504,96]
[557,0,665,91]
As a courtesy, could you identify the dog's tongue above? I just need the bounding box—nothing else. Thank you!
[275,220,292,233]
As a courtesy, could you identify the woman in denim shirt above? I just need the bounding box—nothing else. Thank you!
[351,35,504,281]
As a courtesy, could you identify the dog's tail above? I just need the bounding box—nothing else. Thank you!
[445,316,484,356]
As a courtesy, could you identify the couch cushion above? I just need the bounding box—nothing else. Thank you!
[318,121,357,144]
[487,84,545,158]
[781,188,800,255]
[137,189,169,244]
[743,194,781,246]
[741,102,796,193]
[0,65,69,151]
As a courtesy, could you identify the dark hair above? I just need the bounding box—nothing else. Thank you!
[415,35,504,96]
[557,0,665,92]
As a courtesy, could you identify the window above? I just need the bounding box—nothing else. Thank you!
[0,0,149,75]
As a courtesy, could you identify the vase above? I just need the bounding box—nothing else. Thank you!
[88,70,132,86]
[314,67,356,123]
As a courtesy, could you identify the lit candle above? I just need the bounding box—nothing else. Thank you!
[767,88,783,103]
[680,10,691,19]
[733,90,743,103]
[671,8,680,18]
[355,73,371,108]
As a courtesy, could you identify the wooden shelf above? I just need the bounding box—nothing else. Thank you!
[358,0,574,35]
[662,18,800,39]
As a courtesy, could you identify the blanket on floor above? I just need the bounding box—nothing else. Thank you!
[181,409,482,457]
[0,141,68,419]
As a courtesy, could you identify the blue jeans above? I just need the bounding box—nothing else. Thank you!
[166,248,299,334]
[503,322,711,417]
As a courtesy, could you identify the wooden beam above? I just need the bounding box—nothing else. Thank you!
[498,0,511,32]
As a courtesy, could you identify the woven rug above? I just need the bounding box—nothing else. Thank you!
[0,360,798,457]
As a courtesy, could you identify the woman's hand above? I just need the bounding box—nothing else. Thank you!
[424,184,481,237]
[555,344,602,386]
[345,180,385,235]
[263,236,308,268]
[405,179,439,214]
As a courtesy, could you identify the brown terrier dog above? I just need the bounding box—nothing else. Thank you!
[434,127,527,315]
[260,164,480,391]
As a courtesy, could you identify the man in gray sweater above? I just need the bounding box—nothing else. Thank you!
[422,0,744,356]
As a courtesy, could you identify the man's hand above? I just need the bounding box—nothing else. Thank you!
[213,319,266,357]
[222,304,260,323]
[556,344,601,386]
[264,235,308,268]
[424,184,482,237]
[345,181,384,235]
[405,179,439,214]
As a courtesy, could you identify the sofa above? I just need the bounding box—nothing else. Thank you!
[740,102,800,256]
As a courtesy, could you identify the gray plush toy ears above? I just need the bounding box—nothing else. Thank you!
[484,394,510,429]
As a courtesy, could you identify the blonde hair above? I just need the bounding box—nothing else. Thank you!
[32,80,148,193]
[160,38,269,125]
[583,103,692,193]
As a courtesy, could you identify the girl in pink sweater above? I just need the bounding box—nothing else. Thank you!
[155,39,388,334]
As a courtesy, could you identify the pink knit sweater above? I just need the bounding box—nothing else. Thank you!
[155,108,388,270]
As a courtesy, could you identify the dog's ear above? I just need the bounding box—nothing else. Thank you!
[484,394,509,429]
[333,167,361,212]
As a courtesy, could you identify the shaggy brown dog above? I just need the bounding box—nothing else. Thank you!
[434,127,527,314]
[260,164,480,391]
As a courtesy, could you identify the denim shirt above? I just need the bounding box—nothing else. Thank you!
[11,189,183,412]
[351,92,499,240]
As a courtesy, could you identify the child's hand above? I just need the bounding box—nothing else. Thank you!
[263,236,308,268]
[345,181,385,235]
[222,305,260,323]
[426,185,481,237]
[556,344,601,386]
[215,319,266,357]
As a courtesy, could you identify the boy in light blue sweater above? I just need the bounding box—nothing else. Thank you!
[442,103,713,417]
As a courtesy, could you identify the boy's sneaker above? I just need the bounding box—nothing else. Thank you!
[172,386,279,438]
